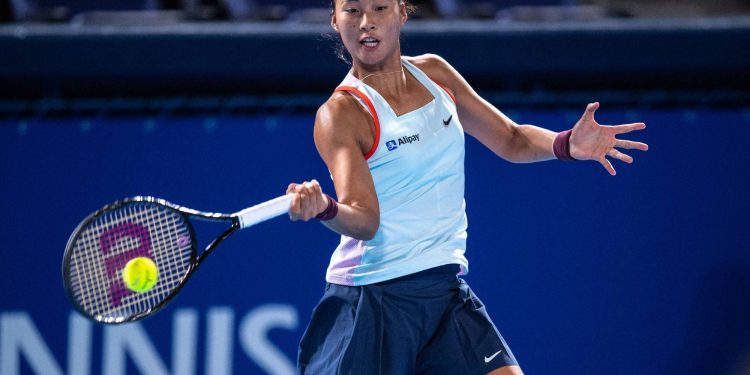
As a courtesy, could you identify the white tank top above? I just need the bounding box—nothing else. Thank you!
[326,58,469,286]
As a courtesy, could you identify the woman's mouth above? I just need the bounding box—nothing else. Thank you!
[360,37,380,49]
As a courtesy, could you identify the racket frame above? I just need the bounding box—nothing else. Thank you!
[62,196,241,324]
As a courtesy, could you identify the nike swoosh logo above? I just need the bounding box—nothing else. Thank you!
[443,114,453,126]
[484,350,502,363]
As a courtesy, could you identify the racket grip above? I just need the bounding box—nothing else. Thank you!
[235,194,293,229]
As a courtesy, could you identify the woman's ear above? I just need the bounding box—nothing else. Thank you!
[331,14,339,32]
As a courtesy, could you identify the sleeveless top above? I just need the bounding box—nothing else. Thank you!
[326,58,469,286]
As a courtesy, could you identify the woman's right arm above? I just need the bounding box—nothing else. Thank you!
[287,93,380,241]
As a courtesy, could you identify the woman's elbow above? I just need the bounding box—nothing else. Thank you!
[352,212,379,241]
[360,221,379,241]
[356,229,376,241]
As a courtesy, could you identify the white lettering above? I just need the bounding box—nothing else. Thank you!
[102,308,197,375]
[103,321,170,375]
[206,307,234,375]
[67,313,93,375]
[0,305,299,375]
[239,304,298,375]
[0,312,64,375]
[173,309,198,375]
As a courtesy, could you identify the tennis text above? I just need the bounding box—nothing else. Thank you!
[0,305,298,375]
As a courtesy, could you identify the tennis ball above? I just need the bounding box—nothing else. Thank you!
[123,257,158,293]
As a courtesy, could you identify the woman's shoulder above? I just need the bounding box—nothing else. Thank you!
[319,90,364,116]
[403,54,457,86]
[316,90,371,129]
[404,53,447,66]
[314,90,374,154]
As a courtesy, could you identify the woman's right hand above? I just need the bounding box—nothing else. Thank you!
[287,179,329,221]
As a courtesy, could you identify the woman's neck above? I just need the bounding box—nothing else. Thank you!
[351,55,408,97]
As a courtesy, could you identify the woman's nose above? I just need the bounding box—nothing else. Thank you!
[360,13,376,31]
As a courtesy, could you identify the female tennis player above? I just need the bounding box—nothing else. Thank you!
[287,0,648,374]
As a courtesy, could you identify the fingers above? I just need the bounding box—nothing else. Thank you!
[600,142,640,175]
[294,183,312,221]
[607,148,633,164]
[287,180,325,222]
[289,188,301,221]
[583,102,599,120]
[614,139,649,151]
[612,122,646,135]
[598,157,616,176]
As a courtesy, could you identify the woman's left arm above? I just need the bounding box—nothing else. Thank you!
[413,54,648,175]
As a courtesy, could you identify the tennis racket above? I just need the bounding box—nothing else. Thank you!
[62,194,292,324]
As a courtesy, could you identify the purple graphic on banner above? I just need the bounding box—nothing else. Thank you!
[99,222,152,307]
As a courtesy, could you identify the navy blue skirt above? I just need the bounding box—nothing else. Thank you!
[297,264,518,374]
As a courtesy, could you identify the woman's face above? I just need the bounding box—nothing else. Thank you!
[331,0,408,69]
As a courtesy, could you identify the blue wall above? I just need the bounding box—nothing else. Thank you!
[1,106,749,374]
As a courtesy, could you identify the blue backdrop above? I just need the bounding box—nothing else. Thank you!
[1,106,749,374]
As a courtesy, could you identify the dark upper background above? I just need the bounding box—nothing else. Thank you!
[1,1,749,375]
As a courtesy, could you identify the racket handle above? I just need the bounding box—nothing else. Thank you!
[234,194,293,229]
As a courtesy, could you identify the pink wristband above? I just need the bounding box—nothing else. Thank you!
[553,129,577,161]
[315,194,338,221]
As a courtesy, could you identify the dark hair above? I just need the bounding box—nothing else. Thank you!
[329,0,414,14]
[327,0,415,65]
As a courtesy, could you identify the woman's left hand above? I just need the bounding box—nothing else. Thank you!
[569,102,649,175]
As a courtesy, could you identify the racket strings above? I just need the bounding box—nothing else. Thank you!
[67,202,193,322]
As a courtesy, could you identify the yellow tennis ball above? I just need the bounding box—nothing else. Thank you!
[123,257,158,293]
